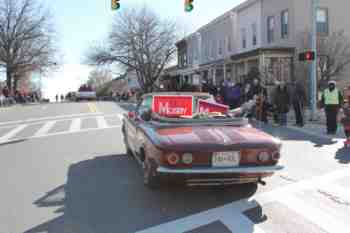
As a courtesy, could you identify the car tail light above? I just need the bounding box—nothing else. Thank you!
[258,151,271,162]
[272,151,281,161]
[167,153,179,165]
[182,153,193,164]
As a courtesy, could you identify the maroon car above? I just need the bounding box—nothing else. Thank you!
[122,92,283,189]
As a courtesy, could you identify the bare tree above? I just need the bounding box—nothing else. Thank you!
[87,68,113,90]
[300,30,350,88]
[317,31,350,87]
[0,0,59,92]
[86,7,178,93]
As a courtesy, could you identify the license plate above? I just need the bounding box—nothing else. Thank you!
[212,151,240,167]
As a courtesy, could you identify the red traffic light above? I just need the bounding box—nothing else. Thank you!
[299,51,315,61]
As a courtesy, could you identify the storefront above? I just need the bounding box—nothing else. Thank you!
[230,47,295,86]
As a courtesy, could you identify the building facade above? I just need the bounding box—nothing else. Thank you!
[175,0,350,92]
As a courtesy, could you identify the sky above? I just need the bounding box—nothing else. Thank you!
[37,0,245,100]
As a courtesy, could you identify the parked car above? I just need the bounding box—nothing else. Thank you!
[76,85,96,101]
[122,92,283,189]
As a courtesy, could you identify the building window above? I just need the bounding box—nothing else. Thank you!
[227,36,232,52]
[241,28,247,49]
[211,40,215,58]
[252,23,257,46]
[218,39,223,55]
[281,10,289,38]
[317,8,329,34]
[267,16,275,43]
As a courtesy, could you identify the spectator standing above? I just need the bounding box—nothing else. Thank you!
[60,94,64,102]
[273,82,290,126]
[320,80,344,134]
[292,82,307,127]
[55,94,59,102]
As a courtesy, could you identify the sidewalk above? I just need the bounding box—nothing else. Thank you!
[285,109,345,140]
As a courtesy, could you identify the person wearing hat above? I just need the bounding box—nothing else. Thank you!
[320,80,344,134]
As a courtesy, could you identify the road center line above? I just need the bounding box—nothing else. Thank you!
[0,124,27,143]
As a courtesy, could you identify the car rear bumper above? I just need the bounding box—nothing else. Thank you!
[157,165,284,174]
[157,165,284,186]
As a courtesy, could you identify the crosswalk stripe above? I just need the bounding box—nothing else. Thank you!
[221,212,267,233]
[117,114,124,121]
[318,183,350,204]
[34,121,56,137]
[0,124,27,143]
[69,118,81,132]
[279,194,349,233]
[96,116,108,129]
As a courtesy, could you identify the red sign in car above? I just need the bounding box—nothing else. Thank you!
[152,95,193,117]
[198,99,229,114]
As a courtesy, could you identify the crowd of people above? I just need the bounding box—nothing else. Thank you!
[200,78,350,142]
[199,78,307,127]
[0,86,41,106]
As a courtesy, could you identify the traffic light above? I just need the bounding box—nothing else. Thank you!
[184,0,194,12]
[299,51,315,61]
[111,0,120,10]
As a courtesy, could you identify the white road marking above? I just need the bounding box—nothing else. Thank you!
[117,114,124,121]
[69,118,81,132]
[0,124,27,143]
[0,125,122,145]
[0,113,120,129]
[279,194,348,233]
[135,167,350,233]
[96,116,108,129]
[34,121,56,137]
[0,112,102,126]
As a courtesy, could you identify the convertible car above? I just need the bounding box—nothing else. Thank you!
[122,92,283,189]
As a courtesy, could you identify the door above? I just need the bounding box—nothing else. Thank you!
[125,95,153,154]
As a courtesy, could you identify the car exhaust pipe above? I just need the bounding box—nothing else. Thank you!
[258,179,266,186]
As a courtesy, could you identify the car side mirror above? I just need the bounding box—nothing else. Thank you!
[128,111,136,119]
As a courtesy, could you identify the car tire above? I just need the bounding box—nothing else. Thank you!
[242,182,258,196]
[143,158,161,189]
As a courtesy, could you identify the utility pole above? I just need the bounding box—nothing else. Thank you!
[310,0,318,120]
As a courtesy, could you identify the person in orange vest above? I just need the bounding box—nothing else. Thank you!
[320,81,344,134]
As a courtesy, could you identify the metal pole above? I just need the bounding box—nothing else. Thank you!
[310,0,318,120]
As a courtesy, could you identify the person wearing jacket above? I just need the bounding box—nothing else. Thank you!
[320,80,344,134]
[273,82,290,126]
[292,81,307,127]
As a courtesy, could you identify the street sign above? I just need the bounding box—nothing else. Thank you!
[152,95,193,117]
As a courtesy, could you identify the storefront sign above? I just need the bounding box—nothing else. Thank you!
[198,99,229,114]
[152,95,193,117]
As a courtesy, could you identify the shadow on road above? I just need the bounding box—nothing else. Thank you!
[23,154,262,233]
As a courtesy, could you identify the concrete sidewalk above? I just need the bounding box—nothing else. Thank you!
[284,109,346,140]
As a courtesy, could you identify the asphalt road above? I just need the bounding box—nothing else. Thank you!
[0,101,349,233]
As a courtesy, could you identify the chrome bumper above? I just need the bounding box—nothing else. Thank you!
[157,165,284,174]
